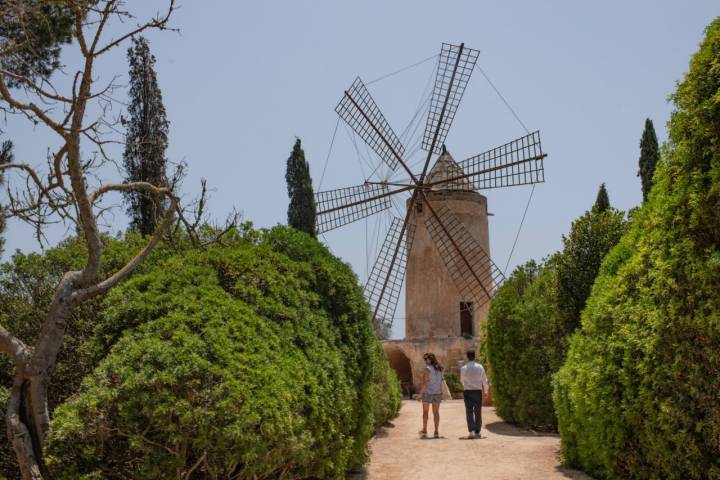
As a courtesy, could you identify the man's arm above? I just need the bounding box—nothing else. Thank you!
[460,365,466,389]
[481,366,490,396]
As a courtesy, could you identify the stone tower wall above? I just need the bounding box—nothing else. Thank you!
[405,190,490,339]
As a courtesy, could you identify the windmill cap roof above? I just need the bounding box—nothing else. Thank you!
[426,148,475,191]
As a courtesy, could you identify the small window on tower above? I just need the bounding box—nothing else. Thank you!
[416,202,423,214]
[460,302,474,337]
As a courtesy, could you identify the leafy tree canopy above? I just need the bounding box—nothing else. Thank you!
[0,1,75,86]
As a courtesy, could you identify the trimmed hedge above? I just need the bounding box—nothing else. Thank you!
[0,226,398,478]
[553,19,720,479]
[485,203,627,431]
[485,259,565,430]
[44,226,396,479]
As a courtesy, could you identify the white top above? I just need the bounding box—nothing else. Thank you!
[460,361,489,392]
[425,366,444,395]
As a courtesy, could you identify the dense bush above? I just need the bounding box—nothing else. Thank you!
[485,259,565,430]
[553,19,720,479]
[44,226,396,479]
[485,199,627,431]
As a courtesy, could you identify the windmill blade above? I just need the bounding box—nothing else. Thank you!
[335,77,406,172]
[365,217,416,332]
[316,183,410,234]
[424,204,504,307]
[425,131,546,191]
[422,43,480,155]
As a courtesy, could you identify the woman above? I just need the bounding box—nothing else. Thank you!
[415,352,444,439]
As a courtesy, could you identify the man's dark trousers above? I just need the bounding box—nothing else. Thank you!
[463,389,483,434]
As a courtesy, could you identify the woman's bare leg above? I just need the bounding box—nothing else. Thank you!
[422,402,430,433]
[432,401,440,435]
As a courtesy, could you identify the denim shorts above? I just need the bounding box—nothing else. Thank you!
[423,393,442,403]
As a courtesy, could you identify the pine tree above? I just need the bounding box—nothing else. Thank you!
[285,138,316,236]
[593,183,610,213]
[638,118,660,202]
[123,36,169,235]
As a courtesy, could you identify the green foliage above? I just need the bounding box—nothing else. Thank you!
[45,226,395,479]
[556,205,628,332]
[0,233,172,478]
[286,139,316,237]
[123,36,169,235]
[638,118,660,202]
[486,195,626,432]
[444,372,463,393]
[593,182,610,213]
[485,259,565,430]
[0,139,10,255]
[553,18,720,479]
[0,0,75,86]
[370,342,402,428]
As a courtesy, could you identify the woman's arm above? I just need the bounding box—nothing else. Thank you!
[415,368,429,399]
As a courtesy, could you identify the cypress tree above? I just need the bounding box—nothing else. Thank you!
[638,118,660,202]
[123,36,169,235]
[0,140,12,254]
[593,183,610,213]
[285,138,316,236]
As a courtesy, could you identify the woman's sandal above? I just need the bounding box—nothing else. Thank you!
[433,432,440,439]
[419,430,428,439]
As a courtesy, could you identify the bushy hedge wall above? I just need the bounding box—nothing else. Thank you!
[44,226,395,479]
[485,259,565,430]
[553,19,720,479]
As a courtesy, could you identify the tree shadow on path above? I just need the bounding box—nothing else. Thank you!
[484,421,560,438]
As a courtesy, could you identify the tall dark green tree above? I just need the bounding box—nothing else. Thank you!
[638,118,660,202]
[0,140,11,254]
[593,182,610,213]
[285,138,316,236]
[123,36,169,235]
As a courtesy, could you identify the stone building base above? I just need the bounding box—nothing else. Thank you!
[383,337,477,397]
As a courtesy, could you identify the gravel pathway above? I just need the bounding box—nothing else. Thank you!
[354,400,593,480]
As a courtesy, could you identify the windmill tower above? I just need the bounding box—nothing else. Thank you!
[315,43,546,393]
[405,148,492,340]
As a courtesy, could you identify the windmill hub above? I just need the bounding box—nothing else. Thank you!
[315,42,546,395]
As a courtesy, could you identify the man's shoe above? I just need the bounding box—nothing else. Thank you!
[474,431,482,439]
[465,433,475,440]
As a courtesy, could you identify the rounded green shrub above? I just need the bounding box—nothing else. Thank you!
[553,18,720,479]
[45,227,396,479]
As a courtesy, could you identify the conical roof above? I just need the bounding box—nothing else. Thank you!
[425,147,475,191]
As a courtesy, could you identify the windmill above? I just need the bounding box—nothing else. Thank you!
[316,43,546,337]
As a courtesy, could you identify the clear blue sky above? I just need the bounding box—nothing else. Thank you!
[2,1,718,338]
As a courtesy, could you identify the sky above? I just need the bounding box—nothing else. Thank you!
[2,1,718,338]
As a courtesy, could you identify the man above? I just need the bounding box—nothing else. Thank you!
[460,350,489,439]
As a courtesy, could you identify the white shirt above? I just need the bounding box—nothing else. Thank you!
[460,361,489,392]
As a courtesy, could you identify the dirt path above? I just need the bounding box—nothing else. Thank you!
[355,400,593,480]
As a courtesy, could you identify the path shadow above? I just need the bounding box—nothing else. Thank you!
[346,468,368,479]
[484,421,559,438]
[555,465,595,479]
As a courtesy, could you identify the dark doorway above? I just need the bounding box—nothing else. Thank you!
[384,344,414,397]
[460,302,474,336]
